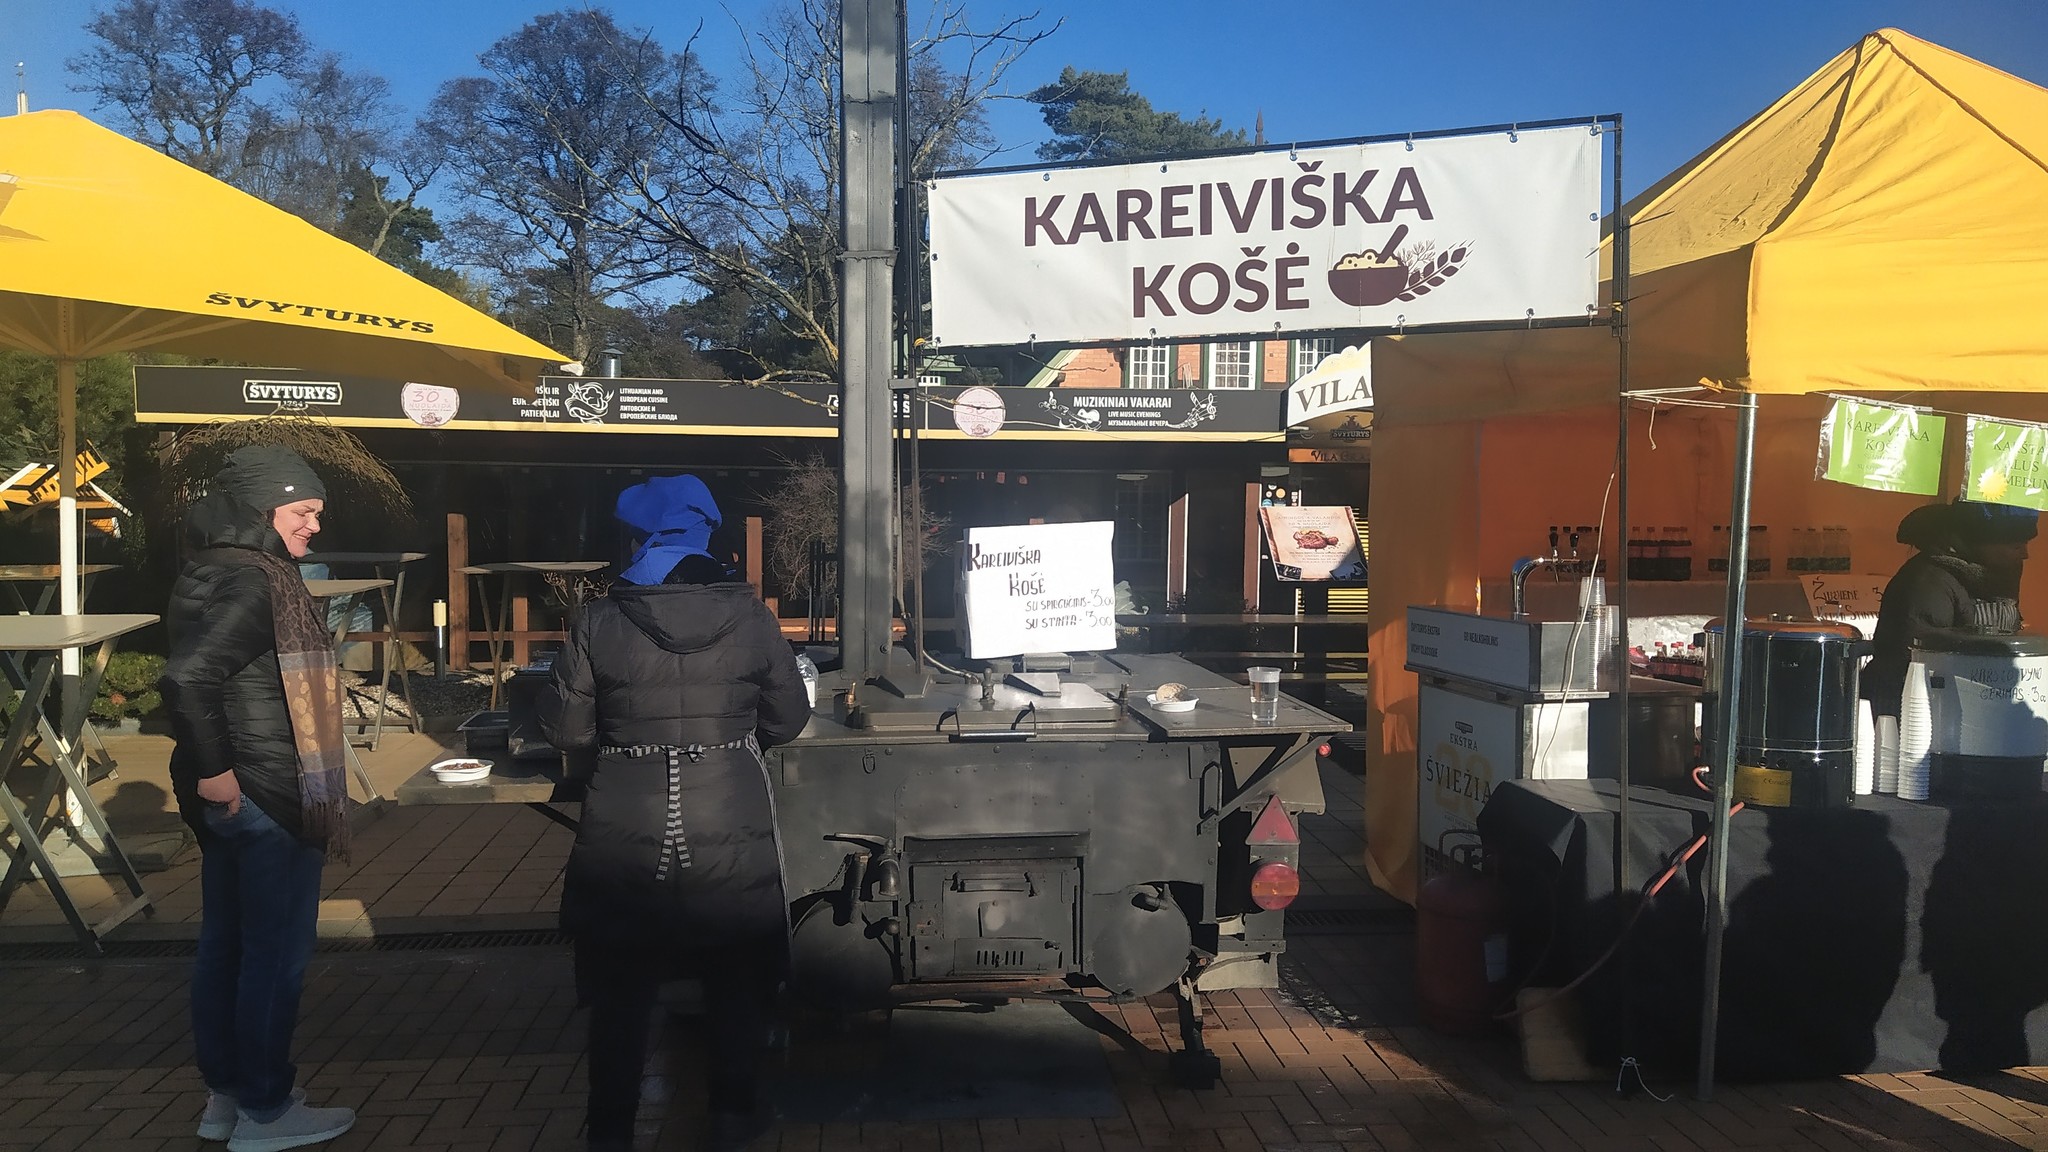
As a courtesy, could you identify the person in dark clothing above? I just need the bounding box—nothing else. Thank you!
[1864,499,2038,718]
[539,474,810,1152]
[159,445,357,1152]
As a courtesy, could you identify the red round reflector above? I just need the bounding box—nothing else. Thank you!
[1249,861,1301,911]
[1318,742,1332,758]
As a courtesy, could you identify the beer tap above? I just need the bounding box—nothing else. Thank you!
[1510,527,1565,619]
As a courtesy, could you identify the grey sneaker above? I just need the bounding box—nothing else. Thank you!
[200,1088,304,1141]
[226,1100,356,1152]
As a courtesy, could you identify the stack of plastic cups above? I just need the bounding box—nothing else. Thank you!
[1897,661,1934,801]
[1579,576,1608,684]
[1876,715,1901,794]
[1852,698,1876,796]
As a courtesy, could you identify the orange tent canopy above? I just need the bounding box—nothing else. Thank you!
[1363,30,2048,902]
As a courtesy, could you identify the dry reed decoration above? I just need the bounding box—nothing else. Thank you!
[757,452,947,609]
[160,416,413,525]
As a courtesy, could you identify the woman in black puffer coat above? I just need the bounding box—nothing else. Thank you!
[539,474,809,1152]
[160,445,357,1150]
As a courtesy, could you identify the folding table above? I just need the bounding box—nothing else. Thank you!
[0,613,159,952]
[0,563,121,615]
[1,563,126,780]
[305,577,392,802]
[304,551,428,748]
[459,562,607,708]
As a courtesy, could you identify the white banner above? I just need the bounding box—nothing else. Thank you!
[929,124,1602,347]
[1286,343,1372,427]
[959,520,1117,659]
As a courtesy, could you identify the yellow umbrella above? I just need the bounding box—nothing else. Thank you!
[0,108,567,621]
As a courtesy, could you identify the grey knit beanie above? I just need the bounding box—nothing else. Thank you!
[213,445,326,510]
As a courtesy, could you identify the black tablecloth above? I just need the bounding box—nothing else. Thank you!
[1478,779,2048,1077]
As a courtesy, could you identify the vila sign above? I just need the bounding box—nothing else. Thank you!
[1285,343,1372,427]
[928,124,1601,347]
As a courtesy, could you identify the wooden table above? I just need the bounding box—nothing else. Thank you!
[304,552,428,747]
[392,753,582,832]
[0,614,159,952]
[458,562,608,707]
[0,564,121,615]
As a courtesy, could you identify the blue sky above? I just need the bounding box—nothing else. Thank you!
[10,0,2048,200]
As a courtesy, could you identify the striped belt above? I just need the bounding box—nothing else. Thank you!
[598,735,760,881]
[602,735,756,762]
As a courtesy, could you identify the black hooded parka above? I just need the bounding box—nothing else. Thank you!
[539,575,809,946]
[159,491,308,840]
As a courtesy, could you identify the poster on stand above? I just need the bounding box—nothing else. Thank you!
[1259,506,1366,581]
[1963,416,2048,511]
[959,521,1117,659]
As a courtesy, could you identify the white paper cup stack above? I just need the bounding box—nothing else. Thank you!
[1853,698,1876,796]
[1897,662,1934,801]
[1876,715,1900,794]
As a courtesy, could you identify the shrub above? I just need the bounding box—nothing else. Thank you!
[92,651,166,722]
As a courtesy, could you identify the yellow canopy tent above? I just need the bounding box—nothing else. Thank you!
[1364,29,2048,903]
[0,109,566,621]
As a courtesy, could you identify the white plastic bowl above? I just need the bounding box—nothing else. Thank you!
[430,758,493,784]
[1146,693,1198,713]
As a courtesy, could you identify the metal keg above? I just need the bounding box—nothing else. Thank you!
[1701,617,1866,808]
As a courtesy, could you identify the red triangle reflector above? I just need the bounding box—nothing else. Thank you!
[1247,795,1298,846]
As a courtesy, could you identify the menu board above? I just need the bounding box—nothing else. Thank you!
[1259,505,1367,581]
[959,521,1117,659]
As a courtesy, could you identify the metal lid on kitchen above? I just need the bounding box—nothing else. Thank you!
[1703,616,1864,641]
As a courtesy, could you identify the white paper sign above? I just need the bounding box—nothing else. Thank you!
[1801,573,1890,619]
[929,124,1601,348]
[960,521,1117,659]
[1286,344,1372,428]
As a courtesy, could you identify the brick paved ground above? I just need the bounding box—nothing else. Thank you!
[4,739,2048,1149]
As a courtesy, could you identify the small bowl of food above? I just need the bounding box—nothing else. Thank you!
[1146,683,1199,713]
[430,758,493,785]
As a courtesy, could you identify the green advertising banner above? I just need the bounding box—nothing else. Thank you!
[1817,398,1945,495]
[1964,417,2048,511]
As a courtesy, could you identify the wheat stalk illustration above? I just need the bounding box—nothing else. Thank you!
[1397,242,1474,300]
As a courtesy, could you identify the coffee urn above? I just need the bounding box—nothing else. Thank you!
[1702,618,1866,809]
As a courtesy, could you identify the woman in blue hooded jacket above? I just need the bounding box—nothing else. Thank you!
[539,474,809,1152]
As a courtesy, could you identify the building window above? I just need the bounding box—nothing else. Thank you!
[1206,341,1257,389]
[1292,337,1336,381]
[1125,344,1173,389]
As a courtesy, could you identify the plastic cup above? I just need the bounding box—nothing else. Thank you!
[1248,666,1281,724]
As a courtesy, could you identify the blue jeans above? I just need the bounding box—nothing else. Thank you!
[191,798,325,1119]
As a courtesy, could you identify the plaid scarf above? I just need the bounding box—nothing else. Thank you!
[243,549,351,861]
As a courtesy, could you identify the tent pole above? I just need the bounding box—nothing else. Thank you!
[1609,113,1636,1070]
[57,349,81,724]
[1697,389,1757,1101]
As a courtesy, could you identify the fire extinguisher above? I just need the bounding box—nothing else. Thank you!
[1416,841,1508,1036]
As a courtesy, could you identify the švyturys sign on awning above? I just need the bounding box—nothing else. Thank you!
[133,366,1290,442]
[927,124,1602,348]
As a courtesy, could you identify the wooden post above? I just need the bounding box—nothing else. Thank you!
[745,515,765,597]
[1167,494,1190,605]
[1243,482,1263,612]
[447,513,470,671]
[511,593,530,667]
